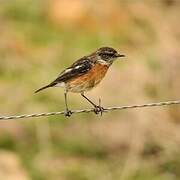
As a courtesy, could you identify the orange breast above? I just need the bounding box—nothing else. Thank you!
[66,64,109,93]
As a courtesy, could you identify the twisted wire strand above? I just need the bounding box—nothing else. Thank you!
[0,99,180,121]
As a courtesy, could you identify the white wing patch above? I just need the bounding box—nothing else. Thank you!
[64,68,72,73]
[62,65,83,73]
[74,65,83,69]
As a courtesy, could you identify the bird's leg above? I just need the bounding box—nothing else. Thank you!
[64,91,72,117]
[81,93,104,115]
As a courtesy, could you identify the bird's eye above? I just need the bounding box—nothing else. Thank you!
[100,53,114,59]
[101,54,108,59]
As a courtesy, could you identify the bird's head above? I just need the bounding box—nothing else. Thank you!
[96,47,125,65]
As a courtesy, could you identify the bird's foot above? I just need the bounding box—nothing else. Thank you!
[64,109,72,117]
[94,105,104,115]
[93,98,104,116]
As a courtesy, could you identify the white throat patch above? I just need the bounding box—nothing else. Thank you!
[97,59,110,65]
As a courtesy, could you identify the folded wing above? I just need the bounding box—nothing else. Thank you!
[35,57,93,93]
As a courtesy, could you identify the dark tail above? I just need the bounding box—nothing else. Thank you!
[35,84,53,93]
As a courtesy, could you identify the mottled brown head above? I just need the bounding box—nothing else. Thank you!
[96,47,125,64]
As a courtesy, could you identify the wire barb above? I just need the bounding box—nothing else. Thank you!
[0,99,180,121]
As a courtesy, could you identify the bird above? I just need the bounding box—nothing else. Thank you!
[35,47,125,116]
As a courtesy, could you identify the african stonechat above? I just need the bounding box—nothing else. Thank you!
[35,47,125,116]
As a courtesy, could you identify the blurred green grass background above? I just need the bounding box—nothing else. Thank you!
[0,0,180,179]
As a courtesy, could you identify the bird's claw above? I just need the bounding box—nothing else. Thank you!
[94,105,104,115]
[64,109,72,117]
[93,98,104,116]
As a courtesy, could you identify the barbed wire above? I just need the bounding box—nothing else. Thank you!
[0,99,180,121]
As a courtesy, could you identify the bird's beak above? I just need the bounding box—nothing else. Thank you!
[115,52,125,58]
